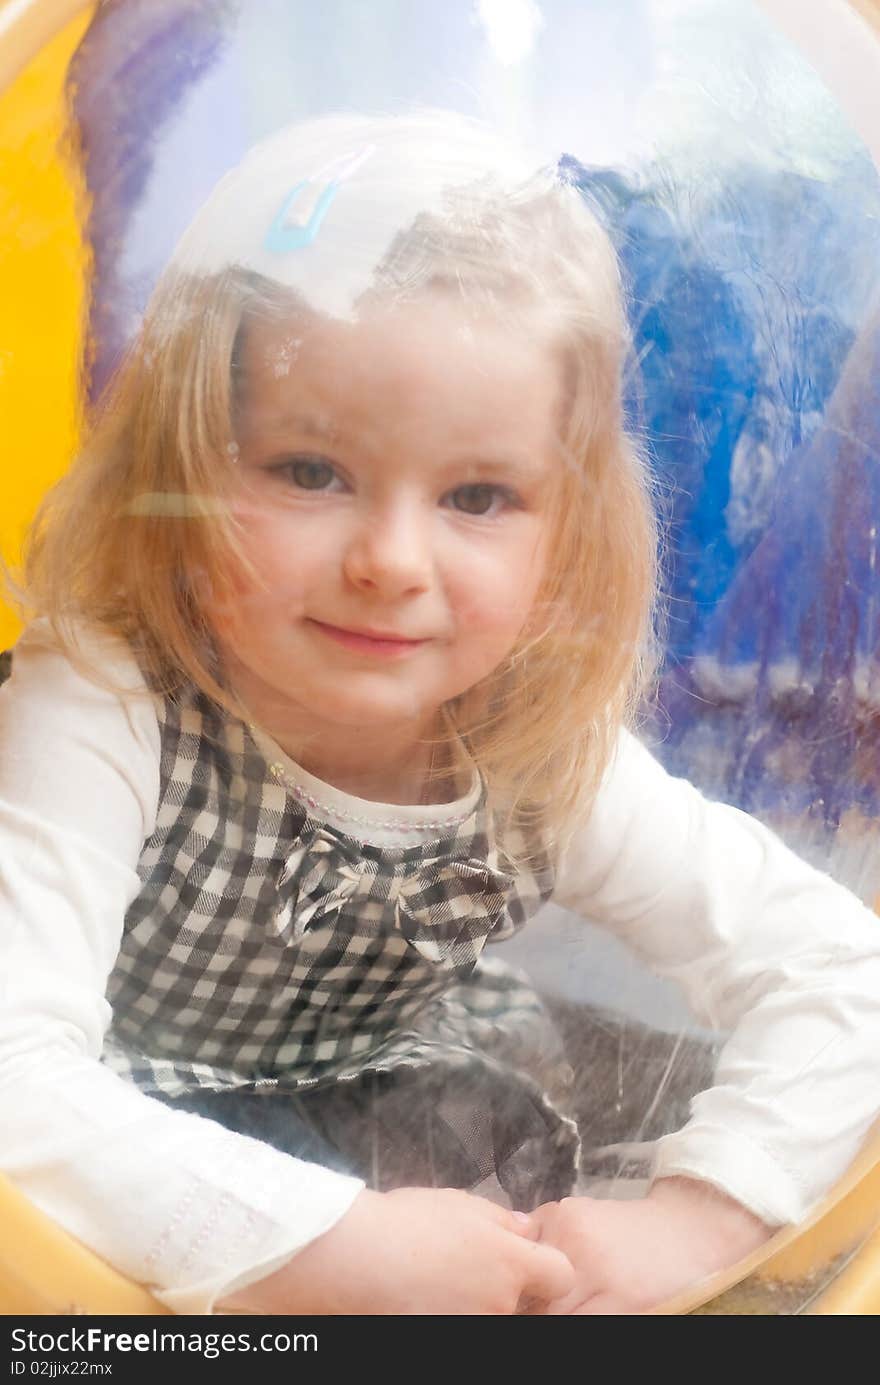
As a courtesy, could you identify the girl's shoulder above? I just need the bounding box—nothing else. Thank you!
[0,619,163,847]
[4,615,149,692]
[1,617,161,752]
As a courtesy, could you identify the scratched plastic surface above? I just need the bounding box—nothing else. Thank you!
[14,0,880,1312]
[72,1,880,859]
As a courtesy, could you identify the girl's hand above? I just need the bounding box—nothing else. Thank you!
[525,1177,772,1315]
[220,1186,575,1315]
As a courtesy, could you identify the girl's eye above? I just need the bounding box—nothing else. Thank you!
[272,456,339,490]
[448,483,513,517]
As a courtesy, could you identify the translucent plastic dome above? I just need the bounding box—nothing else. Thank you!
[1,0,879,1317]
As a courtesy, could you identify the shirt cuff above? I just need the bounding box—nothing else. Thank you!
[139,1139,366,1315]
[650,1124,805,1227]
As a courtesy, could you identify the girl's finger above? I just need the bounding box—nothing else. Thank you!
[527,1199,561,1231]
[573,1293,627,1315]
[518,1241,576,1304]
[542,1291,585,1316]
[515,1294,542,1315]
[510,1208,540,1240]
[477,1199,539,1240]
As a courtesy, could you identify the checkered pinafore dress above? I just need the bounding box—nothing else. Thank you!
[98,681,580,1188]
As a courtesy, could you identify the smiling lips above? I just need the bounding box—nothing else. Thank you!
[307,618,427,656]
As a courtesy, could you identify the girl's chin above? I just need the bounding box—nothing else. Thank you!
[216,651,451,729]
[303,697,440,729]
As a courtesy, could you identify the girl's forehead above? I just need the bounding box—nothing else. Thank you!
[237,299,566,457]
[243,293,561,382]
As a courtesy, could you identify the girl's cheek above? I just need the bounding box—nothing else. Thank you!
[454,596,533,642]
[453,555,543,625]
[200,557,268,633]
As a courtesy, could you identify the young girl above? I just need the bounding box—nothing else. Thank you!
[1,110,879,1317]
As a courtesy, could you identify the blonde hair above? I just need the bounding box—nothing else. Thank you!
[18,111,658,856]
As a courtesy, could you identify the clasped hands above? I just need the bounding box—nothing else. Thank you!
[220,1176,771,1316]
[518,1176,771,1314]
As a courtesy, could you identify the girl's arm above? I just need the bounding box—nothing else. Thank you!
[553,727,880,1229]
[0,623,574,1316]
[0,622,365,1313]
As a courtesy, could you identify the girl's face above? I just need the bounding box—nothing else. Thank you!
[214,293,563,753]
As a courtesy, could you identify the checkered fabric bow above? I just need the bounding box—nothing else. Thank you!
[274,822,515,968]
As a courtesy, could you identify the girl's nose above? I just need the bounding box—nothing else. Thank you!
[342,502,433,597]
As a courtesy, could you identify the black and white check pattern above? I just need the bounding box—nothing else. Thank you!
[101,682,565,1110]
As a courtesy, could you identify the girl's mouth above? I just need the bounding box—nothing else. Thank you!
[306,619,427,657]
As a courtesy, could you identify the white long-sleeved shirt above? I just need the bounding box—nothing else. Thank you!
[1,619,879,1313]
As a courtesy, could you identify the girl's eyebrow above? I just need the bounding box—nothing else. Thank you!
[268,411,347,443]
[256,412,549,479]
[449,454,550,483]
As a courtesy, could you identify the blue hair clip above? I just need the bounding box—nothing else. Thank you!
[264,179,340,252]
[264,144,377,255]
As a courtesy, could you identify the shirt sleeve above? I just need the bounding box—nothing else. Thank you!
[0,621,364,1314]
[552,728,880,1227]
